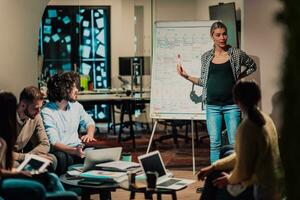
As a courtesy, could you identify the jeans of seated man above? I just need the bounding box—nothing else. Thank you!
[48,153,58,172]
[50,144,84,175]
[52,150,84,175]
[200,145,254,200]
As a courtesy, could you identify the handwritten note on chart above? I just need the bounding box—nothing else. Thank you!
[150,21,215,120]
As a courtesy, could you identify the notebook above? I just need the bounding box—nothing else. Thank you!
[138,150,195,190]
[71,147,122,172]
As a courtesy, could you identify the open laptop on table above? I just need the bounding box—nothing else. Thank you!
[71,147,122,172]
[138,150,195,190]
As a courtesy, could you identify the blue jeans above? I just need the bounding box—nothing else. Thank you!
[206,104,241,163]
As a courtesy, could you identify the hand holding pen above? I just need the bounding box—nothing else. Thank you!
[176,54,189,79]
[75,143,86,158]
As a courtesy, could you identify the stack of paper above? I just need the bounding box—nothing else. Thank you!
[96,161,140,172]
[80,170,127,182]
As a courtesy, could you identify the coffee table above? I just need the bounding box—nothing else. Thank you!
[60,174,119,200]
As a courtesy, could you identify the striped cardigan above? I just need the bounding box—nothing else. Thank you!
[198,46,256,104]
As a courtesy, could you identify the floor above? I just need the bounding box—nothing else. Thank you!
[89,121,211,168]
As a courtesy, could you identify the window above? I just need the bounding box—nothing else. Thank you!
[38,6,111,122]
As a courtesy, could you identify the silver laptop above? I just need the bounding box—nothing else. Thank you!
[72,147,122,172]
[138,150,194,190]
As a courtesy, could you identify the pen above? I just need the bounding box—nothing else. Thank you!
[77,143,85,149]
[177,54,182,66]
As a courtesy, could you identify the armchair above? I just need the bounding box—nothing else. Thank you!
[0,175,78,200]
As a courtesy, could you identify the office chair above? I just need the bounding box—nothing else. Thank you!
[116,101,150,145]
[0,178,77,200]
[153,120,191,147]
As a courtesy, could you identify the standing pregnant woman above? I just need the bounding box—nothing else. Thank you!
[177,21,256,163]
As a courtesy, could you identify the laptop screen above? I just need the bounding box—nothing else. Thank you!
[83,147,122,171]
[139,152,166,177]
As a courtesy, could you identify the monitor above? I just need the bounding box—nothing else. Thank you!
[119,56,150,76]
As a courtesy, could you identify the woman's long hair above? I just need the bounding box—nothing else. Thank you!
[233,80,266,127]
[0,91,17,169]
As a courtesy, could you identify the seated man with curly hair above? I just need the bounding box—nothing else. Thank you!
[41,71,96,175]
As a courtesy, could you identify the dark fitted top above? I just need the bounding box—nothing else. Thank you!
[206,60,235,105]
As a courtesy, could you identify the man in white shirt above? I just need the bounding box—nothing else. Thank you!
[41,72,96,174]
